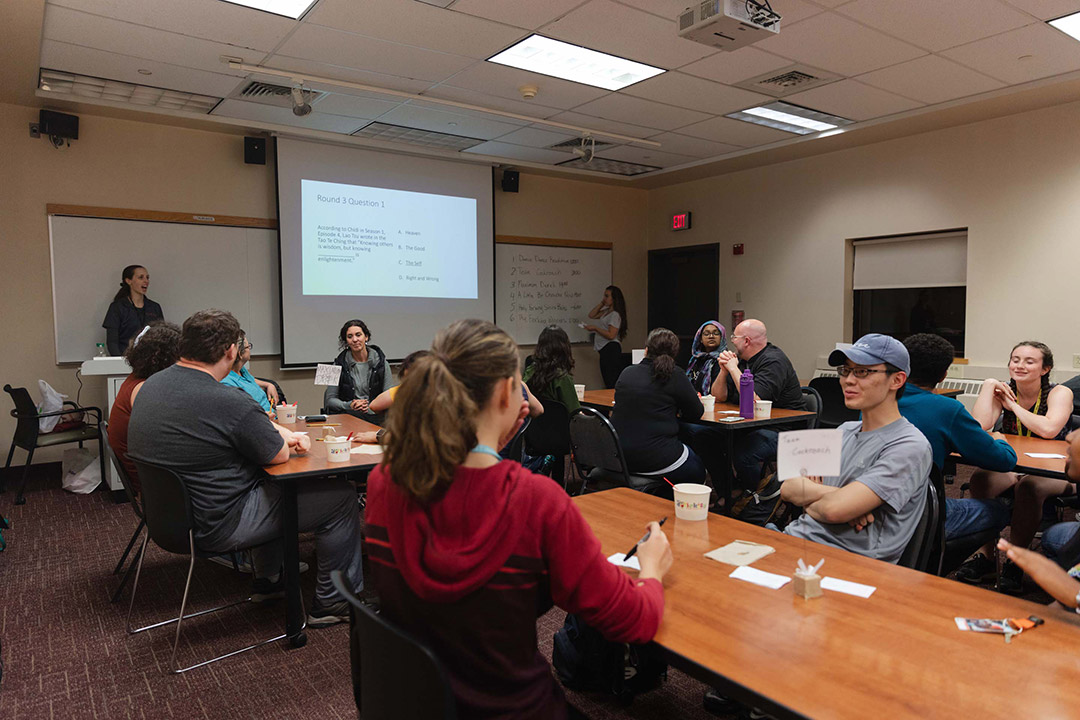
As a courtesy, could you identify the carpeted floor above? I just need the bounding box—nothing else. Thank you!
[0,463,1053,719]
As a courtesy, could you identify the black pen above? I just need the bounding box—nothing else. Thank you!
[623,516,668,561]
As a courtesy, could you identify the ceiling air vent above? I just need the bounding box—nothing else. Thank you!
[556,156,659,176]
[734,64,840,98]
[232,81,326,108]
[547,137,619,153]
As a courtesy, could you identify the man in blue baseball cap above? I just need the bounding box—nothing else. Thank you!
[780,333,932,563]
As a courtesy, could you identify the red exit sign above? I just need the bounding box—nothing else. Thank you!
[672,212,692,231]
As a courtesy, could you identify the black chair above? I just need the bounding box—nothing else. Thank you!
[567,407,668,497]
[331,570,457,720]
[128,459,285,673]
[255,376,287,405]
[101,421,146,603]
[898,471,942,574]
[3,384,105,505]
[524,399,571,487]
[808,377,859,429]
[800,385,823,429]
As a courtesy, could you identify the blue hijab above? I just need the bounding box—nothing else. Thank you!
[685,320,726,394]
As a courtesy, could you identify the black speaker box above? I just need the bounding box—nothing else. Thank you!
[39,110,79,140]
[501,170,519,193]
[244,136,266,165]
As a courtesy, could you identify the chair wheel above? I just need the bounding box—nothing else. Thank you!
[289,632,308,648]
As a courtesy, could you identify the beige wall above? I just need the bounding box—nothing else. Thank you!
[647,99,1080,381]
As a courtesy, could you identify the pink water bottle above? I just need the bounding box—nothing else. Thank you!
[739,370,755,419]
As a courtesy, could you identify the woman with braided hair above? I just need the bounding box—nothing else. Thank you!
[956,341,1074,593]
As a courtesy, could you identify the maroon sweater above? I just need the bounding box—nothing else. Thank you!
[365,461,664,720]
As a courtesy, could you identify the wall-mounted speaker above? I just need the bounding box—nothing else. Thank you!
[244,136,266,165]
[500,169,519,193]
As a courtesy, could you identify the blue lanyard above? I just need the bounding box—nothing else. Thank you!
[470,444,503,461]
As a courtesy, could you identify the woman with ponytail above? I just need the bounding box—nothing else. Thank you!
[365,319,670,720]
[957,341,1074,593]
[102,265,164,355]
[611,328,706,494]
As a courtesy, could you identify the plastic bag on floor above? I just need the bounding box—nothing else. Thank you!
[62,447,101,494]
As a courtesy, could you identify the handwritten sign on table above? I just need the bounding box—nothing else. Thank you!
[314,363,342,386]
[777,429,842,481]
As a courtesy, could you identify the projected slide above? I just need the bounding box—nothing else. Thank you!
[301,179,477,298]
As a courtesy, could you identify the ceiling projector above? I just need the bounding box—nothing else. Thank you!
[678,0,781,51]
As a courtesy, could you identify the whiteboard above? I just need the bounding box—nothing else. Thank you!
[495,242,611,345]
[49,215,279,363]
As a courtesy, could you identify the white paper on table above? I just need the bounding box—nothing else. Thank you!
[314,363,342,386]
[350,444,382,455]
[729,566,791,589]
[718,416,744,423]
[607,553,641,570]
[293,431,308,435]
[821,576,876,598]
[1025,452,1067,459]
[776,429,843,481]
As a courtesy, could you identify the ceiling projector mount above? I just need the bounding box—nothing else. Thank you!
[572,135,596,163]
[678,0,781,51]
[291,84,312,116]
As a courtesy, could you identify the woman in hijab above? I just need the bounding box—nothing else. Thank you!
[685,320,726,395]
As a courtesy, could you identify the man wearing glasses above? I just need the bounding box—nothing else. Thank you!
[780,334,932,563]
[221,329,280,413]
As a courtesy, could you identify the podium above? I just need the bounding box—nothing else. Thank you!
[80,356,130,499]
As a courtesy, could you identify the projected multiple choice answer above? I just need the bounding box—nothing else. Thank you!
[301,179,477,299]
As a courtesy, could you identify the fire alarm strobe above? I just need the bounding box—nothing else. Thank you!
[733,244,745,255]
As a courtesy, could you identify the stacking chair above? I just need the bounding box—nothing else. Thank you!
[101,421,146,603]
[128,459,285,673]
[523,399,571,487]
[807,377,859,429]
[567,407,667,497]
[3,384,105,505]
[332,570,457,720]
[898,470,942,574]
[799,386,823,429]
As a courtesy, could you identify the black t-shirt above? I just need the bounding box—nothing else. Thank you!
[611,359,704,473]
[725,342,807,410]
[102,297,164,355]
[127,364,284,546]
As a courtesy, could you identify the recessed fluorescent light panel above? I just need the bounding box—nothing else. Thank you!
[217,0,318,20]
[1049,11,1080,41]
[487,34,665,91]
[352,122,485,151]
[556,156,660,176]
[38,69,221,112]
[726,101,853,135]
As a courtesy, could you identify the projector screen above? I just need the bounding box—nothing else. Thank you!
[276,138,494,367]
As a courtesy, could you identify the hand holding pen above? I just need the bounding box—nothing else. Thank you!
[623,517,672,584]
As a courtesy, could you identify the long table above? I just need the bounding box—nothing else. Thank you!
[263,413,382,647]
[950,434,1069,480]
[574,488,1080,719]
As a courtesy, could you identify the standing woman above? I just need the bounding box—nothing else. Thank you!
[585,285,628,389]
[102,265,164,356]
[324,319,396,424]
[685,320,727,395]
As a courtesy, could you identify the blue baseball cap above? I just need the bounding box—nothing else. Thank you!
[828,334,910,375]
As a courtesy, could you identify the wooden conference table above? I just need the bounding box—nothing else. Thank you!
[950,434,1070,480]
[575,488,1080,719]
[263,413,382,647]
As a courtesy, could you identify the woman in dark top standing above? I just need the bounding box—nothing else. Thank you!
[612,328,706,495]
[585,285,628,389]
[102,265,164,356]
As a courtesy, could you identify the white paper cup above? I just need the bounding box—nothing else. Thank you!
[700,395,715,412]
[325,436,350,463]
[673,483,711,521]
[754,400,772,419]
[574,384,586,401]
[276,404,297,423]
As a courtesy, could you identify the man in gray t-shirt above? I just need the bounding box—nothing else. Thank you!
[782,334,932,564]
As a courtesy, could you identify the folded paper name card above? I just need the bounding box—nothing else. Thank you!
[705,540,775,566]
[314,363,343,386]
[777,429,842,481]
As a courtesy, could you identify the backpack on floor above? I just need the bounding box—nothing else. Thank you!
[552,613,666,705]
[731,473,784,527]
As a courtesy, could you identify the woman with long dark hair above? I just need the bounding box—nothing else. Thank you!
[323,319,396,424]
[585,285,628,389]
[102,265,164,355]
[365,319,670,719]
[523,325,579,412]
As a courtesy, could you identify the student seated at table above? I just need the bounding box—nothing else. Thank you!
[353,350,429,445]
[365,319,670,720]
[128,309,364,627]
[898,333,1017,541]
[324,318,396,424]
[523,325,580,413]
[684,320,726,395]
[959,341,1074,593]
[781,335,932,564]
[220,329,278,413]
[612,328,706,495]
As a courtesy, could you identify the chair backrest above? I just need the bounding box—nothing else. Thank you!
[524,398,571,457]
[807,377,860,428]
[898,472,941,573]
[131,459,195,555]
[567,407,630,481]
[4,384,40,448]
[101,421,142,518]
[800,386,823,429]
[331,571,457,720]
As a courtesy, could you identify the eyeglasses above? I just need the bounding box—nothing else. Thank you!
[836,366,889,379]
[701,330,723,337]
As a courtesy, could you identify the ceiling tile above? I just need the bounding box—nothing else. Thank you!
[645,131,742,157]
[755,11,927,75]
[40,40,245,97]
[450,0,586,30]
[618,0,825,25]
[621,72,772,114]
[372,103,524,139]
[680,46,794,85]
[494,126,579,148]
[405,99,530,126]
[837,0,1033,52]
[211,98,365,133]
[1002,0,1080,20]
[571,93,712,131]
[783,79,923,121]
[460,141,570,163]
[941,21,1080,83]
[257,56,434,94]
[545,110,660,141]
[310,92,401,119]
[540,0,718,70]
[305,0,525,59]
[812,0,856,6]
[273,24,476,83]
[438,62,609,110]
[594,144,697,168]
[676,115,796,146]
[46,0,294,51]
[420,85,564,119]
[858,54,1006,105]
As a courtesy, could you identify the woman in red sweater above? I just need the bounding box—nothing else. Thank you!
[365,319,671,720]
